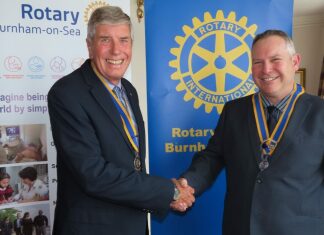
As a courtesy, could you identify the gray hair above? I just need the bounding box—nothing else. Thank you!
[87,6,132,40]
[252,29,296,56]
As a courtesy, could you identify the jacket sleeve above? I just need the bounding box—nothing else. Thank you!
[181,104,227,195]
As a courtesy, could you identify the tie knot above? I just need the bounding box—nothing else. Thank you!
[113,86,127,109]
[113,86,124,99]
[267,105,276,115]
[113,86,122,94]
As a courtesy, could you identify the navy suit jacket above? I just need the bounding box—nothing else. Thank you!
[48,60,174,235]
[183,93,324,235]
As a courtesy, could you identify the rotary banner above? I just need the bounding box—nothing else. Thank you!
[145,0,293,234]
[0,1,130,233]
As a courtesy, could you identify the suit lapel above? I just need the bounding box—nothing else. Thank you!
[122,79,146,163]
[271,94,310,159]
[81,60,134,153]
[247,96,263,165]
[122,80,143,131]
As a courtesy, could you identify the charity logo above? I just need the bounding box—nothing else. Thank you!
[28,56,45,73]
[4,56,22,72]
[169,10,258,114]
[50,56,66,73]
[84,1,108,24]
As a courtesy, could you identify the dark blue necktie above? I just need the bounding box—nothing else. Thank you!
[267,106,277,134]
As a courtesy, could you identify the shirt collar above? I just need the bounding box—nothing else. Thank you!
[106,80,122,90]
[260,93,291,113]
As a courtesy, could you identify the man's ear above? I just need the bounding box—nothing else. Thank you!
[86,38,93,59]
[292,53,301,71]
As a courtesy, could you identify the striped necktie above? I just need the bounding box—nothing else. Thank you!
[113,86,127,109]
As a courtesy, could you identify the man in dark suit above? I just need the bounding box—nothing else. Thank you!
[13,212,22,235]
[172,29,324,234]
[48,6,194,235]
[34,210,48,235]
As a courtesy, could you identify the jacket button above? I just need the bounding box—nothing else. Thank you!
[256,178,263,184]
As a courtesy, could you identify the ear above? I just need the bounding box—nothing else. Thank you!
[292,53,301,71]
[86,38,93,59]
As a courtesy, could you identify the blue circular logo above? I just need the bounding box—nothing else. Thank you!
[28,56,45,73]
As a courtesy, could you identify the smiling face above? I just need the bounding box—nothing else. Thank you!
[0,178,9,188]
[251,35,301,104]
[87,23,132,85]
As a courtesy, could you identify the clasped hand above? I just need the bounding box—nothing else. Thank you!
[170,178,195,212]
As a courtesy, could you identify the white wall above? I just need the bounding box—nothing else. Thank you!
[293,14,324,95]
[130,1,147,126]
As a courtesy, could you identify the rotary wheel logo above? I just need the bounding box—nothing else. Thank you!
[84,1,108,24]
[169,10,258,113]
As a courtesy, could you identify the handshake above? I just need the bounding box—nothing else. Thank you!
[170,178,195,212]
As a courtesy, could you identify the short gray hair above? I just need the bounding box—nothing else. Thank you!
[87,6,132,40]
[252,29,296,56]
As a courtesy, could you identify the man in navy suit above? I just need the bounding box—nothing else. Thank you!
[48,6,194,235]
[172,29,324,235]
[13,213,22,235]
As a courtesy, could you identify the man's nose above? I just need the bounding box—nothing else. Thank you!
[262,61,272,74]
[111,41,121,54]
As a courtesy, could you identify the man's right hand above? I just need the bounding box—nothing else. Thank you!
[170,178,195,212]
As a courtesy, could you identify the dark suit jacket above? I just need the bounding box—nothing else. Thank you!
[48,59,174,235]
[183,93,324,235]
[13,219,21,233]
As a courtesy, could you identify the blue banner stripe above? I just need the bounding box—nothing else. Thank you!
[145,0,293,234]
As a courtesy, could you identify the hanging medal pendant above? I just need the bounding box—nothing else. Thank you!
[134,152,141,171]
[259,154,270,171]
[259,160,269,171]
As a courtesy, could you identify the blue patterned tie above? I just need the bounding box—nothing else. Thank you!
[113,86,127,109]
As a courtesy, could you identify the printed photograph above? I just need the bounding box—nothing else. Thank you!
[0,164,49,205]
[0,203,50,235]
[0,124,47,164]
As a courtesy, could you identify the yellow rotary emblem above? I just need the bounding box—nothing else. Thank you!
[84,1,108,24]
[169,10,258,114]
